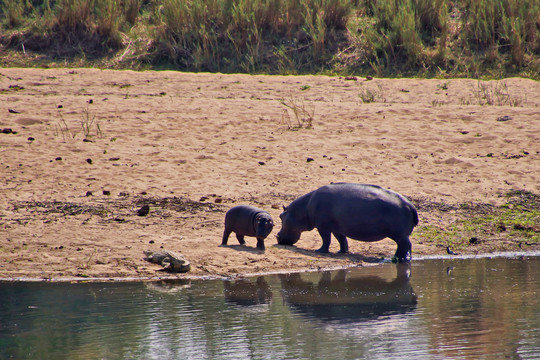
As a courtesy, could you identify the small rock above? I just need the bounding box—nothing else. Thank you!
[86,191,93,196]
[2,128,13,134]
[137,205,150,216]
[102,190,111,195]
[88,99,93,104]
[306,157,314,162]
[8,109,20,114]
[214,197,223,203]
[27,137,35,142]
[55,157,62,161]
[258,161,265,165]
[57,105,63,108]
[497,115,512,122]
[86,158,93,164]
[366,76,373,80]
[469,237,479,245]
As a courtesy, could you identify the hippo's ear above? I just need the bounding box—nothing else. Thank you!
[282,205,288,212]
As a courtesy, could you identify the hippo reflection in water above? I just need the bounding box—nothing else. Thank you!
[279,263,417,323]
[223,277,273,307]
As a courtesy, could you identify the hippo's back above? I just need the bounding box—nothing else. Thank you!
[309,183,418,237]
[225,205,267,232]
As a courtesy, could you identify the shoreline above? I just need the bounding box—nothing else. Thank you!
[2,251,540,283]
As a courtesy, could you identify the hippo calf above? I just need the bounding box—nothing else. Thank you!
[276,183,418,262]
[222,205,274,251]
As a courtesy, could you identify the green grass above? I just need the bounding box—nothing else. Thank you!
[0,0,538,77]
[413,203,539,251]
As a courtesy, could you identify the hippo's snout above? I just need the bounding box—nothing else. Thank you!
[276,230,299,246]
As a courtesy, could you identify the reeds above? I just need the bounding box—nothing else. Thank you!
[1,0,538,76]
[154,0,350,72]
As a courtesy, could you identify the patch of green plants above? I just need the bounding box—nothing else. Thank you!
[413,196,539,250]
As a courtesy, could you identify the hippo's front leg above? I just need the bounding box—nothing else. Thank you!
[256,237,266,251]
[393,237,412,262]
[315,229,332,253]
[333,233,349,253]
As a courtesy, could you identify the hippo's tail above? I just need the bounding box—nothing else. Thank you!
[410,205,419,227]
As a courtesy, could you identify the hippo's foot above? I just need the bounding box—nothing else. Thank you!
[337,249,350,254]
[315,247,330,253]
[392,251,411,263]
[256,242,266,251]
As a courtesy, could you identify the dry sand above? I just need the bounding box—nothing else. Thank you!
[0,68,538,281]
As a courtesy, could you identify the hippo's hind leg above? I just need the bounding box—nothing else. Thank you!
[315,228,332,253]
[236,234,246,245]
[393,236,412,263]
[221,228,232,246]
[333,233,349,253]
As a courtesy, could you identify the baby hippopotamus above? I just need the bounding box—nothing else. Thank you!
[221,205,274,251]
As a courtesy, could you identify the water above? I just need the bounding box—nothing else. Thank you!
[1,255,539,360]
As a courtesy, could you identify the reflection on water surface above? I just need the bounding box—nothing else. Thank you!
[0,255,539,359]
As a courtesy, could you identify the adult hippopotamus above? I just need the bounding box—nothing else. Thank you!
[276,183,418,262]
[222,205,274,251]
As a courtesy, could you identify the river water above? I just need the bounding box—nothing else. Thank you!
[1,254,539,359]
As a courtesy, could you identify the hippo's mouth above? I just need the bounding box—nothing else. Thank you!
[276,231,299,246]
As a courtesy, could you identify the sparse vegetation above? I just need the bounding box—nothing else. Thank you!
[0,0,538,77]
[55,105,103,140]
[279,95,315,129]
[473,80,523,106]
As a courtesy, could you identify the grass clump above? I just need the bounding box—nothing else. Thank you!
[55,105,103,140]
[279,95,315,129]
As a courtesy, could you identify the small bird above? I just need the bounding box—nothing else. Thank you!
[446,246,458,255]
